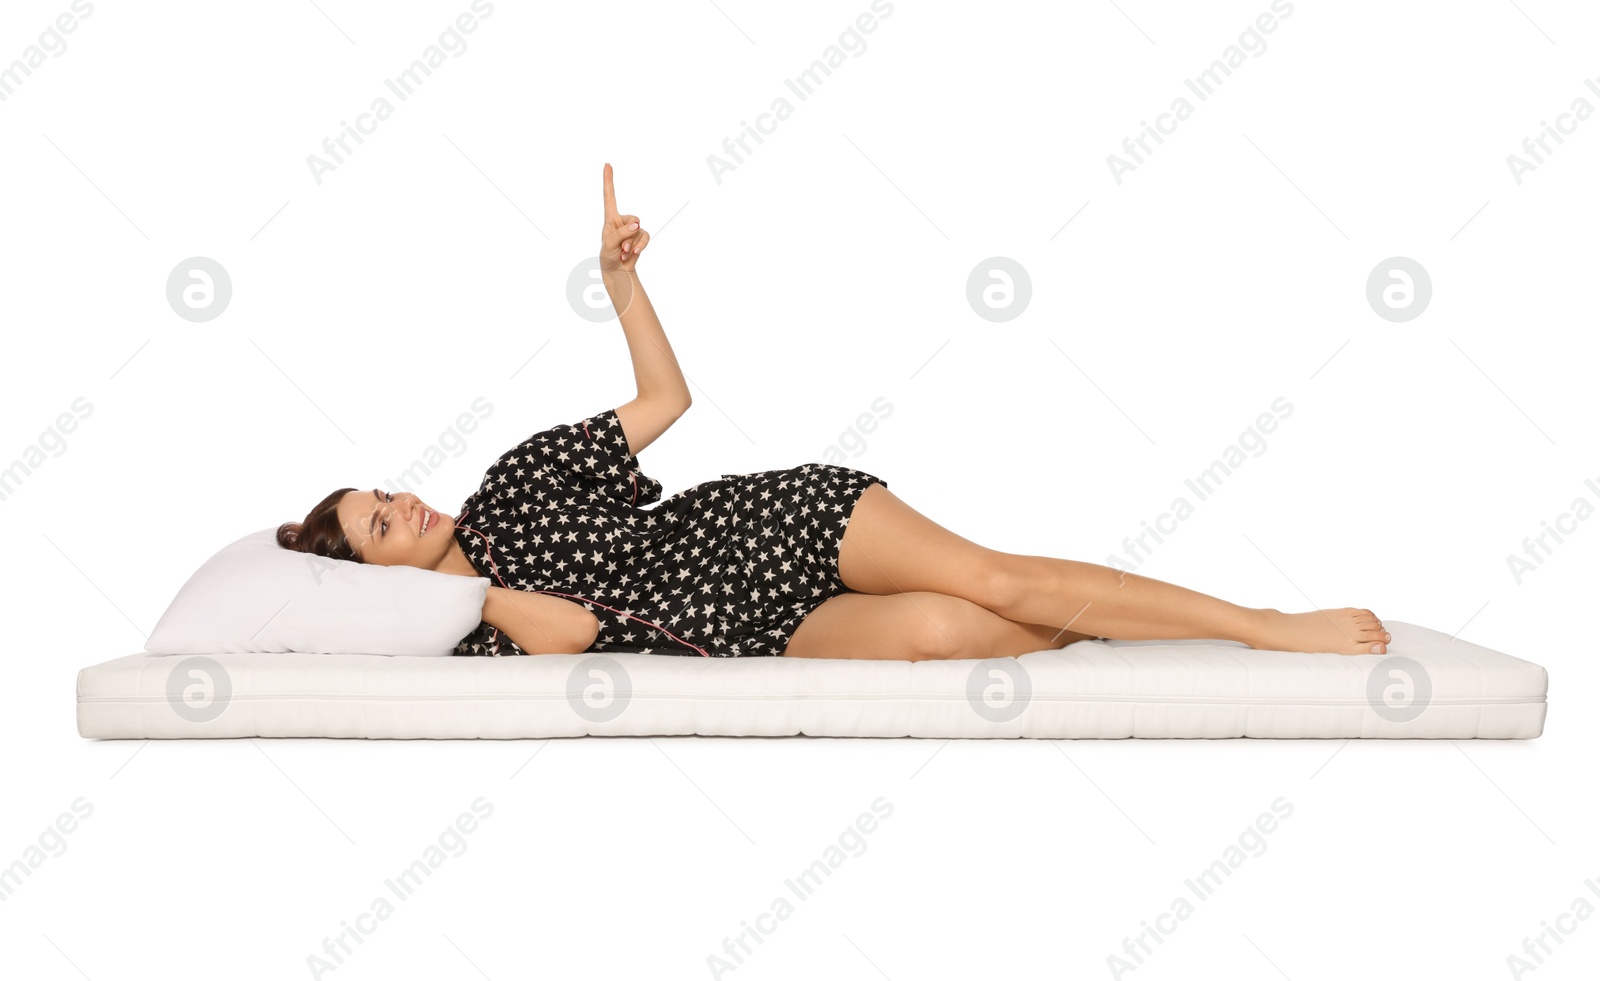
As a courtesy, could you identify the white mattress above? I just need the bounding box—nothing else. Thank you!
[75,620,1547,740]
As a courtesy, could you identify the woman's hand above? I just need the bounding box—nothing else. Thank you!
[599,162,649,275]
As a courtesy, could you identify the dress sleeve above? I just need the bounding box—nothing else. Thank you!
[475,407,663,508]
[452,619,526,657]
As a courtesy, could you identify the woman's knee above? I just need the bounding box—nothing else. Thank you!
[902,592,998,661]
[960,552,1032,617]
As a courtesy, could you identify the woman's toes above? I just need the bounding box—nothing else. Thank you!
[1352,609,1391,646]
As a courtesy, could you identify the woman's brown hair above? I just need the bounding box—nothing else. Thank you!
[277,487,363,562]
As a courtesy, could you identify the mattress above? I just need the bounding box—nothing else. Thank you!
[75,620,1547,740]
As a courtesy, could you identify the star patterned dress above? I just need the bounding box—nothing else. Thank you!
[450,406,888,658]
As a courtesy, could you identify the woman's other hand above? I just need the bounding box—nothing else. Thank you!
[599,162,649,274]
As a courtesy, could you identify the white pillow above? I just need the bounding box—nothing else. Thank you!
[145,528,490,657]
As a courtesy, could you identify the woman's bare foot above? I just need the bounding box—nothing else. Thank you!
[1245,608,1392,656]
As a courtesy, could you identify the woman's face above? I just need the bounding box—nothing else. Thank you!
[335,489,456,569]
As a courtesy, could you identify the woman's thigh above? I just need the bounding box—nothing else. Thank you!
[781,590,1067,661]
[837,482,1014,605]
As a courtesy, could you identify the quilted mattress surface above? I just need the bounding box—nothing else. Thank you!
[75,620,1547,740]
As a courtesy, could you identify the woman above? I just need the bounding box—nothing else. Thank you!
[279,164,1392,662]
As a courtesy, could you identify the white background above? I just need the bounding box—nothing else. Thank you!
[2,0,1596,977]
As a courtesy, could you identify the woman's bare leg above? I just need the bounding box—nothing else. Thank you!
[782,590,1081,660]
[837,484,1391,656]
[1013,621,1100,648]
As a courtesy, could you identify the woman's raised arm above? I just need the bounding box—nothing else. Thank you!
[598,162,691,458]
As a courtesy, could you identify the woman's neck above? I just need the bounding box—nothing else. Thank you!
[432,539,482,578]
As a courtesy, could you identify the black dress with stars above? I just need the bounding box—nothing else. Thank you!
[450,407,887,658]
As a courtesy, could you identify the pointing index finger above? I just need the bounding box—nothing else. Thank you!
[603,162,618,219]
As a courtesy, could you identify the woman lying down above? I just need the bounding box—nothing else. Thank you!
[277,164,1390,662]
